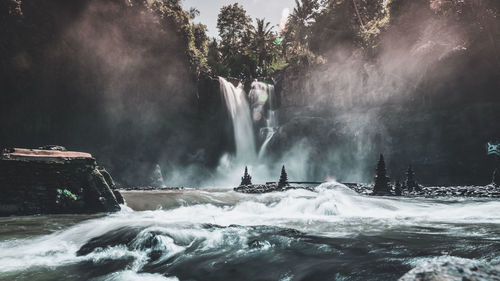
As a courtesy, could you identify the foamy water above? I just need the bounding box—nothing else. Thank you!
[1,182,499,280]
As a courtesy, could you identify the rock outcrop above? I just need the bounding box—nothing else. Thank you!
[0,147,121,216]
[399,258,500,281]
[234,183,314,194]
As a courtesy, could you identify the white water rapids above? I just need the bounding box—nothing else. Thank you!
[1,182,499,281]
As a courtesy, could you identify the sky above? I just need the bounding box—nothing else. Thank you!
[182,0,296,38]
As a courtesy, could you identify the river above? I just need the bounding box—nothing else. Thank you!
[1,182,499,281]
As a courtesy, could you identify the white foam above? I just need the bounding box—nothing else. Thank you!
[1,181,499,275]
[99,270,178,281]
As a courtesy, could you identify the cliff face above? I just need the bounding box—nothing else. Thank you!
[268,0,500,185]
[271,53,500,185]
[0,148,121,216]
[0,0,228,186]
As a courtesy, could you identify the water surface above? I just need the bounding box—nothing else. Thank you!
[1,182,499,281]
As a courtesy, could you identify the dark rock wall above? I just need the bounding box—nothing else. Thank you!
[272,57,500,185]
[0,0,228,186]
[0,157,121,216]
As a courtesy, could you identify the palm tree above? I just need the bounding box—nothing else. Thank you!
[281,0,319,59]
[248,18,276,75]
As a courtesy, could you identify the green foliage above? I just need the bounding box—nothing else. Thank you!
[207,39,230,77]
[269,57,289,73]
[146,0,210,76]
[192,23,209,56]
[217,3,252,58]
[216,3,254,79]
[136,0,500,81]
[282,0,320,56]
[57,188,78,201]
[248,19,279,76]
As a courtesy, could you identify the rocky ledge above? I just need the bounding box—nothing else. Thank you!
[234,184,315,194]
[234,183,500,198]
[409,185,500,198]
[0,146,123,216]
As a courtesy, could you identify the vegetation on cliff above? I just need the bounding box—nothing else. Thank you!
[1,0,500,185]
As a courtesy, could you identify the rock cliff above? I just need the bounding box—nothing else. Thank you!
[0,147,121,216]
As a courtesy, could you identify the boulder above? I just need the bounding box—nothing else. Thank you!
[0,147,121,216]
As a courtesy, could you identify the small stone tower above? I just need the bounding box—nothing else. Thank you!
[405,165,420,192]
[373,154,391,195]
[241,166,252,186]
[278,165,289,188]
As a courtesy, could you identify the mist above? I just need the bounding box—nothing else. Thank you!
[1,0,499,187]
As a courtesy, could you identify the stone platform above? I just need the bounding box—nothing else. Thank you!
[0,147,122,216]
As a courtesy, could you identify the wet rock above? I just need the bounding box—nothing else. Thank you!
[404,185,500,198]
[0,147,122,216]
[98,166,116,189]
[399,258,500,281]
[234,183,315,194]
[248,239,270,249]
[77,226,143,256]
[113,190,125,205]
[86,168,121,213]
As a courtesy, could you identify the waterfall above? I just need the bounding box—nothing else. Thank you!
[248,81,279,159]
[219,77,257,162]
[258,110,278,159]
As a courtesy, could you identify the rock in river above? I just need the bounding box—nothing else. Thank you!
[0,147,121,216]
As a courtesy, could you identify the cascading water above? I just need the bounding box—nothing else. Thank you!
[215,78,286,186]
[248,80,279,159]
[258,110,278,159]
[219,77,257,162]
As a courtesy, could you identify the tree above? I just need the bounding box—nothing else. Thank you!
[217,4,251,60]
[373,154,391,195]
[206,39,230,76]
[278,165,289,187]
[307,0,388,55]
[282,0,320,59]
[241,166,252,186]
[188,7,200,20]
[192,23,209,56]
[248,18,277,76]
[216,4,253,78]
[150,0,209,76]
[288,0,320,46]
[405,165,420,192]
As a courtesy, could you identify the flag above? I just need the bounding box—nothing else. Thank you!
[487,142,500,156]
